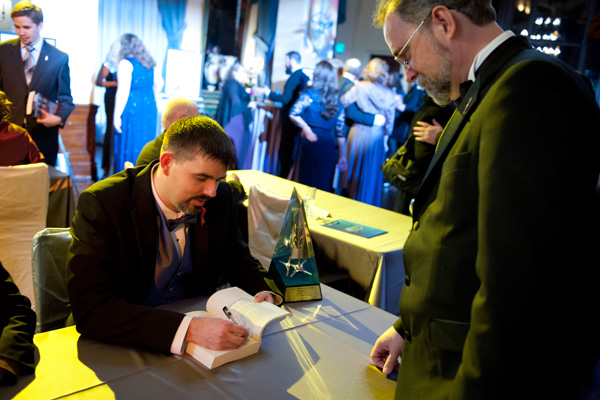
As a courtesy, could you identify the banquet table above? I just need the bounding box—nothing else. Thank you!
[3,285,398,400]
[233,169,413,315]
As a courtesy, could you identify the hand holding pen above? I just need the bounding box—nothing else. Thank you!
[223,306,246,338]
[185,311,248,350]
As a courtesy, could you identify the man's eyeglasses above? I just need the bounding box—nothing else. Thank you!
[394,12,432,67]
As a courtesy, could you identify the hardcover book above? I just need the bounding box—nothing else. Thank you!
[26,91,59,118]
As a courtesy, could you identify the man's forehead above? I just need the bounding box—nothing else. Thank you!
[383,12,409,50]
[13,16,37,26]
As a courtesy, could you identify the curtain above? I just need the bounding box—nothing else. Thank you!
[338,0,346,25]
[157,0,188,82]
[253,0,279,87]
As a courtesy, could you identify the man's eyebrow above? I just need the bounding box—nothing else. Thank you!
[194,172,227,181]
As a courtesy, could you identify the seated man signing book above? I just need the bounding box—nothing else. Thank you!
[67,115,281,355]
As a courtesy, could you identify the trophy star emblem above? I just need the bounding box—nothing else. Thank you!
[290,258,312,277]
[279,257,293,276]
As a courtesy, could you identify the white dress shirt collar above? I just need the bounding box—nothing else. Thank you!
[467,30,515,82]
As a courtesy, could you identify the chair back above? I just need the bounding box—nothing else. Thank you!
[31,227,72,332]
[0,163,48,310]
[247,184,289,269]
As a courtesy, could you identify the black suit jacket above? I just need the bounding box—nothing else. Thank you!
[67,162,272,354]
[0,39,74,165]
[0,261,36,384]
[394,36,600,399]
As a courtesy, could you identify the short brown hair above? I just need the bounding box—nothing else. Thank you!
[11,1,43,25]
[162,116,237,169]
[374,0,496,27]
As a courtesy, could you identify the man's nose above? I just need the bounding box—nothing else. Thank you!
[203,181,218,197]
[404,65,418,83]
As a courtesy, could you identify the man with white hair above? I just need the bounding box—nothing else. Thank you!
[136,97,199,166]
[338,58,362,95]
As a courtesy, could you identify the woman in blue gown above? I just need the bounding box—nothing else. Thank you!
[289,60,346,191]
[113,34,160,173]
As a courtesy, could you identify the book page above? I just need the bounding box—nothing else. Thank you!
[206,287,290,341]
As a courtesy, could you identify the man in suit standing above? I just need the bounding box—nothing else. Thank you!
[0,1,74,167]
[259,51,309,178]
[68,116,281,355]
[371,1,600,399]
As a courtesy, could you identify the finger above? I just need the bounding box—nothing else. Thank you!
[370,346,387,368]
[229,323,248,338]
[254,292,272,303]
[432,118,441,127]
[383,354,399,375]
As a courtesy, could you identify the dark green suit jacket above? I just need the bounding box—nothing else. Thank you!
[67,162,271,354]
[394,36,600,399]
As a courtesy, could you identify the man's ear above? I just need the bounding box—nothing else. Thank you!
[159,152,174,175]
[430,5,457,42]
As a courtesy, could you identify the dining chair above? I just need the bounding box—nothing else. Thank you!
[247,184,290,270]
[31,227,73,332]
[0,163,48,310]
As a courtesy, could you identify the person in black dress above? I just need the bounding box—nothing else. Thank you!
[288,60,346,191]
[95,40,120,178]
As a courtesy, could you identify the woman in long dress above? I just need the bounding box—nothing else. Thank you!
[95,40,119,178]
[113,34,162,172]
[215,62,255,169]
[340,58,396,207]
[288,60,346,191]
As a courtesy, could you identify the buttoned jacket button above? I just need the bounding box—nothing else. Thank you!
[413,221,419,231]
[405,275,411,286]
[404,330,412,342]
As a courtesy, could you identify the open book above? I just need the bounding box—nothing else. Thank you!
[185,287,290,369]
[26,91,60,118]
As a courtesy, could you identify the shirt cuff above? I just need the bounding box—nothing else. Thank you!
[171,315,193,355]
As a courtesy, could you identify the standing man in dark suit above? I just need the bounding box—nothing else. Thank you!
[0,1,74,167]
[371,1,600,399]
[68,116,281,355]
[259,51,309,178]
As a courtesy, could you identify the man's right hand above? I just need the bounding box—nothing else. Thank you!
[371,326,404,375]
[373,114,386,127]
[185,317,248,350]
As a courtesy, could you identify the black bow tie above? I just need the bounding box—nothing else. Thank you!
[459,80,473,98]
[166,213,198,231]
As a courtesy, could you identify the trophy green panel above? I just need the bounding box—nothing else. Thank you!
[267,187,322,302]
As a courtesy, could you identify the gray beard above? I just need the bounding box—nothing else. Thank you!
[418,39,453,107]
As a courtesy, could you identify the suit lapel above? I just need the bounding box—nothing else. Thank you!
[130,164,160,279]
[8,40,28,89]
[29,40,50,89]
[414,36,533,217]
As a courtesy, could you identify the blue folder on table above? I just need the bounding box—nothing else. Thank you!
[322,219,387,238]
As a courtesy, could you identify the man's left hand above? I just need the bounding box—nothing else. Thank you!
[254,291,282,305]
[37,109,62,128]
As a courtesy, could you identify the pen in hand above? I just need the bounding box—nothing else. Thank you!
[223,306,238,324]
[223,306,244,337]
